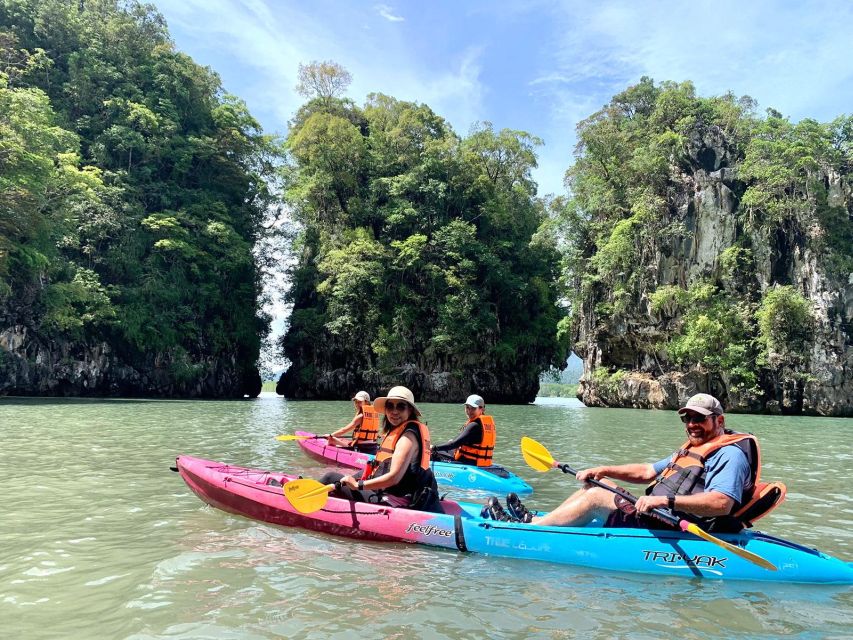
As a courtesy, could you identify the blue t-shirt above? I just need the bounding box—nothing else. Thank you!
[653,445,751,503]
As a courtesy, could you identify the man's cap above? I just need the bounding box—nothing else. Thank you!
[464,394,485,408]
[678,393,724,416]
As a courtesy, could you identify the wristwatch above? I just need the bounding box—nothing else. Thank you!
[667,495,676,510]
[357,479,365,491]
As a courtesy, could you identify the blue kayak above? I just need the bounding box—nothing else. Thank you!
[178,455,853,584]
[462,512,853,583]
[295,431,533,494]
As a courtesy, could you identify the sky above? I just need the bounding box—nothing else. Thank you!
[153,0,853,197]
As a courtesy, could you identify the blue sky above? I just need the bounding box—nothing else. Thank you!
[154,0,853,197]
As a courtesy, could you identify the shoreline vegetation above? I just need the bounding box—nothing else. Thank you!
[535,384,579,398]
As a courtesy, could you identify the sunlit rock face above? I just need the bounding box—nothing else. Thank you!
[575,125,853,417]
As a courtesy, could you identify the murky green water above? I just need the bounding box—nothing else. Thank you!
[2,395,852,639]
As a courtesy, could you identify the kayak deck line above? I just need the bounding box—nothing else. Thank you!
[176,455,853,584]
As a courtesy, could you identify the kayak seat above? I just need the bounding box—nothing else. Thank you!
[735,481,787,527]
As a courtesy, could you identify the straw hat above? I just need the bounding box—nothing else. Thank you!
[352,391,371,402]
[373,385,421,416]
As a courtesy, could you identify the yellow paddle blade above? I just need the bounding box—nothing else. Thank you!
[520,436,557,472]
[683,522,777,571]
[275,434,313,441]
[283,479,335,514]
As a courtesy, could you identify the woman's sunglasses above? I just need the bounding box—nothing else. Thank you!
[385,401,410,412]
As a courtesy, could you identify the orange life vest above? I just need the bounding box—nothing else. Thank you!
[454,415,496,466]
[368,420,432,479]
[648,429,785,529]
[351,404,379,444]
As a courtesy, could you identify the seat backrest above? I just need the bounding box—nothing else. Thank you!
[733,481,787,527]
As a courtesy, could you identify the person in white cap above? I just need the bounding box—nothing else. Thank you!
[431,394,497,467]
[318,386,443,513]
[486,393,769,532]
[325,391,380,454]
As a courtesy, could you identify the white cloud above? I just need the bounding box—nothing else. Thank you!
[539,0,853,121]
[375,4,404,22]
[155,0,486,139]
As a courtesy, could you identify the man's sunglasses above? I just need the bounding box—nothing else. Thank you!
[680,413,712,424]
[385,401,410,412]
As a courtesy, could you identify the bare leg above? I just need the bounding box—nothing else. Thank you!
[531,484,618,527]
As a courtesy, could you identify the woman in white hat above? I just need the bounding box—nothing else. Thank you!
[319,386,443,513]
[325,391,380,454]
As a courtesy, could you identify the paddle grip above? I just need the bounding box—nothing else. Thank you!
[560,462,680,527]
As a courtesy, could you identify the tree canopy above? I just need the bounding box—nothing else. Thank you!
[0,0,280,395]
[280,87,569,400]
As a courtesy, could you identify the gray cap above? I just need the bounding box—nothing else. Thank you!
[678,393,724,416]
[464,394,485,408]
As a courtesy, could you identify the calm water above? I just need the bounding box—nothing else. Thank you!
[2,395,852,639]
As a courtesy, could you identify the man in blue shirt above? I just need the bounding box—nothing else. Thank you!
[490,393,754,532]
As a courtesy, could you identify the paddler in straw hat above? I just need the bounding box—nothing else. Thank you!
[318,386,443,513]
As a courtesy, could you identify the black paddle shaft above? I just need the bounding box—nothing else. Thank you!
[555,463,680,527]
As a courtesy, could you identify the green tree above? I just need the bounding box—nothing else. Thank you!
[0,0,281,396]
[296,60,352,103]
[280,77,568,400]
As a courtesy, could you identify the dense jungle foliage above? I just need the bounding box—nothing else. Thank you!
[280,78,570,398]
[560,77,853,401]
[0,0,278,393]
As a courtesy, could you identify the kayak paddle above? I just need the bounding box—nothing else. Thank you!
[519,436,777,571]
[283,478,339,513]
[275,434,328,442]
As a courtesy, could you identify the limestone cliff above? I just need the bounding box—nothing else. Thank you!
[276,363,539,404]
[0,325,262,398]
[572,111,853,416]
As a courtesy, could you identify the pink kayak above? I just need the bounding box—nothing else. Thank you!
[175,455,467,547]
[295,431,533,494]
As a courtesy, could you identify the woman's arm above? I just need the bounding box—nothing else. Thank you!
[329,414,363,438]
[432,421,480,452]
